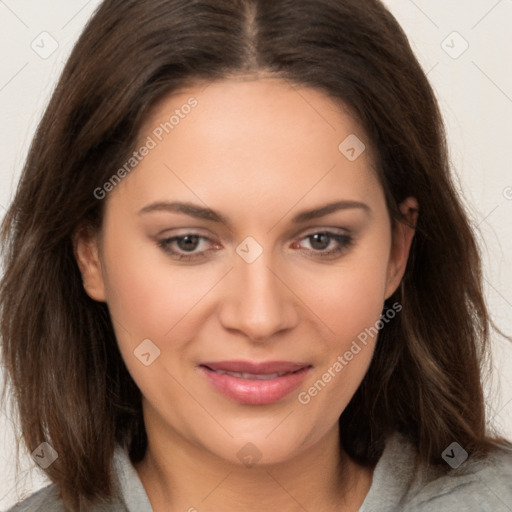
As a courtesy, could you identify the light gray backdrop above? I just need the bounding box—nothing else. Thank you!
[1,0,511,508]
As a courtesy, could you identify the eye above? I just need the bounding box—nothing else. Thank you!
[292,231,354,259]
[157,234,217,262]
[157,230,354,262]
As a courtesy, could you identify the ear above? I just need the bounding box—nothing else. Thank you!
[384,196,419,300]
[72,225,107,302]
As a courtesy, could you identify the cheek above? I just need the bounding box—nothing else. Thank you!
[297,233,392,406]
[305,239,391,343]
[100,224,212,340]
[296,275,389,428]
[99,231,213,400]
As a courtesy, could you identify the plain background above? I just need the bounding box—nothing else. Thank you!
[0,0,511,508]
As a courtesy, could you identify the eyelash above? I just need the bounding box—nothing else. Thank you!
[157,230,354,262]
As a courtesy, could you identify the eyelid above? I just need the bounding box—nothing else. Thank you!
[298,226,351,237]
[157,226,214,237]
[156,234,216,262]
[157,225,351,245]
[156,226,355,262]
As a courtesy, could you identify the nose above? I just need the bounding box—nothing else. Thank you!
[218,246,299,342]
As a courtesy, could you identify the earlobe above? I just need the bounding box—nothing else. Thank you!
[384,197,419,300]
[72,226,107,302]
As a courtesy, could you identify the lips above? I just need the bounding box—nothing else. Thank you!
[199,360,311,405]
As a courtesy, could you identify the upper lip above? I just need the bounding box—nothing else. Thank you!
[200,360,310,374]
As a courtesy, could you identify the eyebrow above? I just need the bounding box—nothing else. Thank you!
[138,200,370,226]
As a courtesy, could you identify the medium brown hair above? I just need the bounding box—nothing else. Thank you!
[1,0,510,509]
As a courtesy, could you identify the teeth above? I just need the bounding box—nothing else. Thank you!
[213,369,286,380]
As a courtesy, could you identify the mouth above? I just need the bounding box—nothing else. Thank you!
[199,360,312,405]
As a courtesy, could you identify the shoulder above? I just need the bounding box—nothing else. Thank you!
[361,432,512,512]
[4,484,66,512]
[3,482,129,512]
[4,445,142,512]
[404,444,512,512]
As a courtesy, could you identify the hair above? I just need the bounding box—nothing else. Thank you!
[1,0,510,510]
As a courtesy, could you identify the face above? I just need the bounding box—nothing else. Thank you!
[75,77,416,466]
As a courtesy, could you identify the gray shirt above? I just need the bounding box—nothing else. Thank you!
[5,432,512,511]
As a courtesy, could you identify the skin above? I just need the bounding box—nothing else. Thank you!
[74,76,418,511]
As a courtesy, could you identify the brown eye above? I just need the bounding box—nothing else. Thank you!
[175,235,201,252]
[308,232,331,251]
[157,233,214,262]
[294,231,354,259]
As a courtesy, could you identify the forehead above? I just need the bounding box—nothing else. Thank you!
[142,76,366,150]
[111,77,381,219]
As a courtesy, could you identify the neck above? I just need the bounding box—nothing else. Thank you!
[134,405,375,512]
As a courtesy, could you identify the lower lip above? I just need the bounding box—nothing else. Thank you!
[200,366,311,405]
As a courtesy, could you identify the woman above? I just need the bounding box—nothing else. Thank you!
[1,0,511,511]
